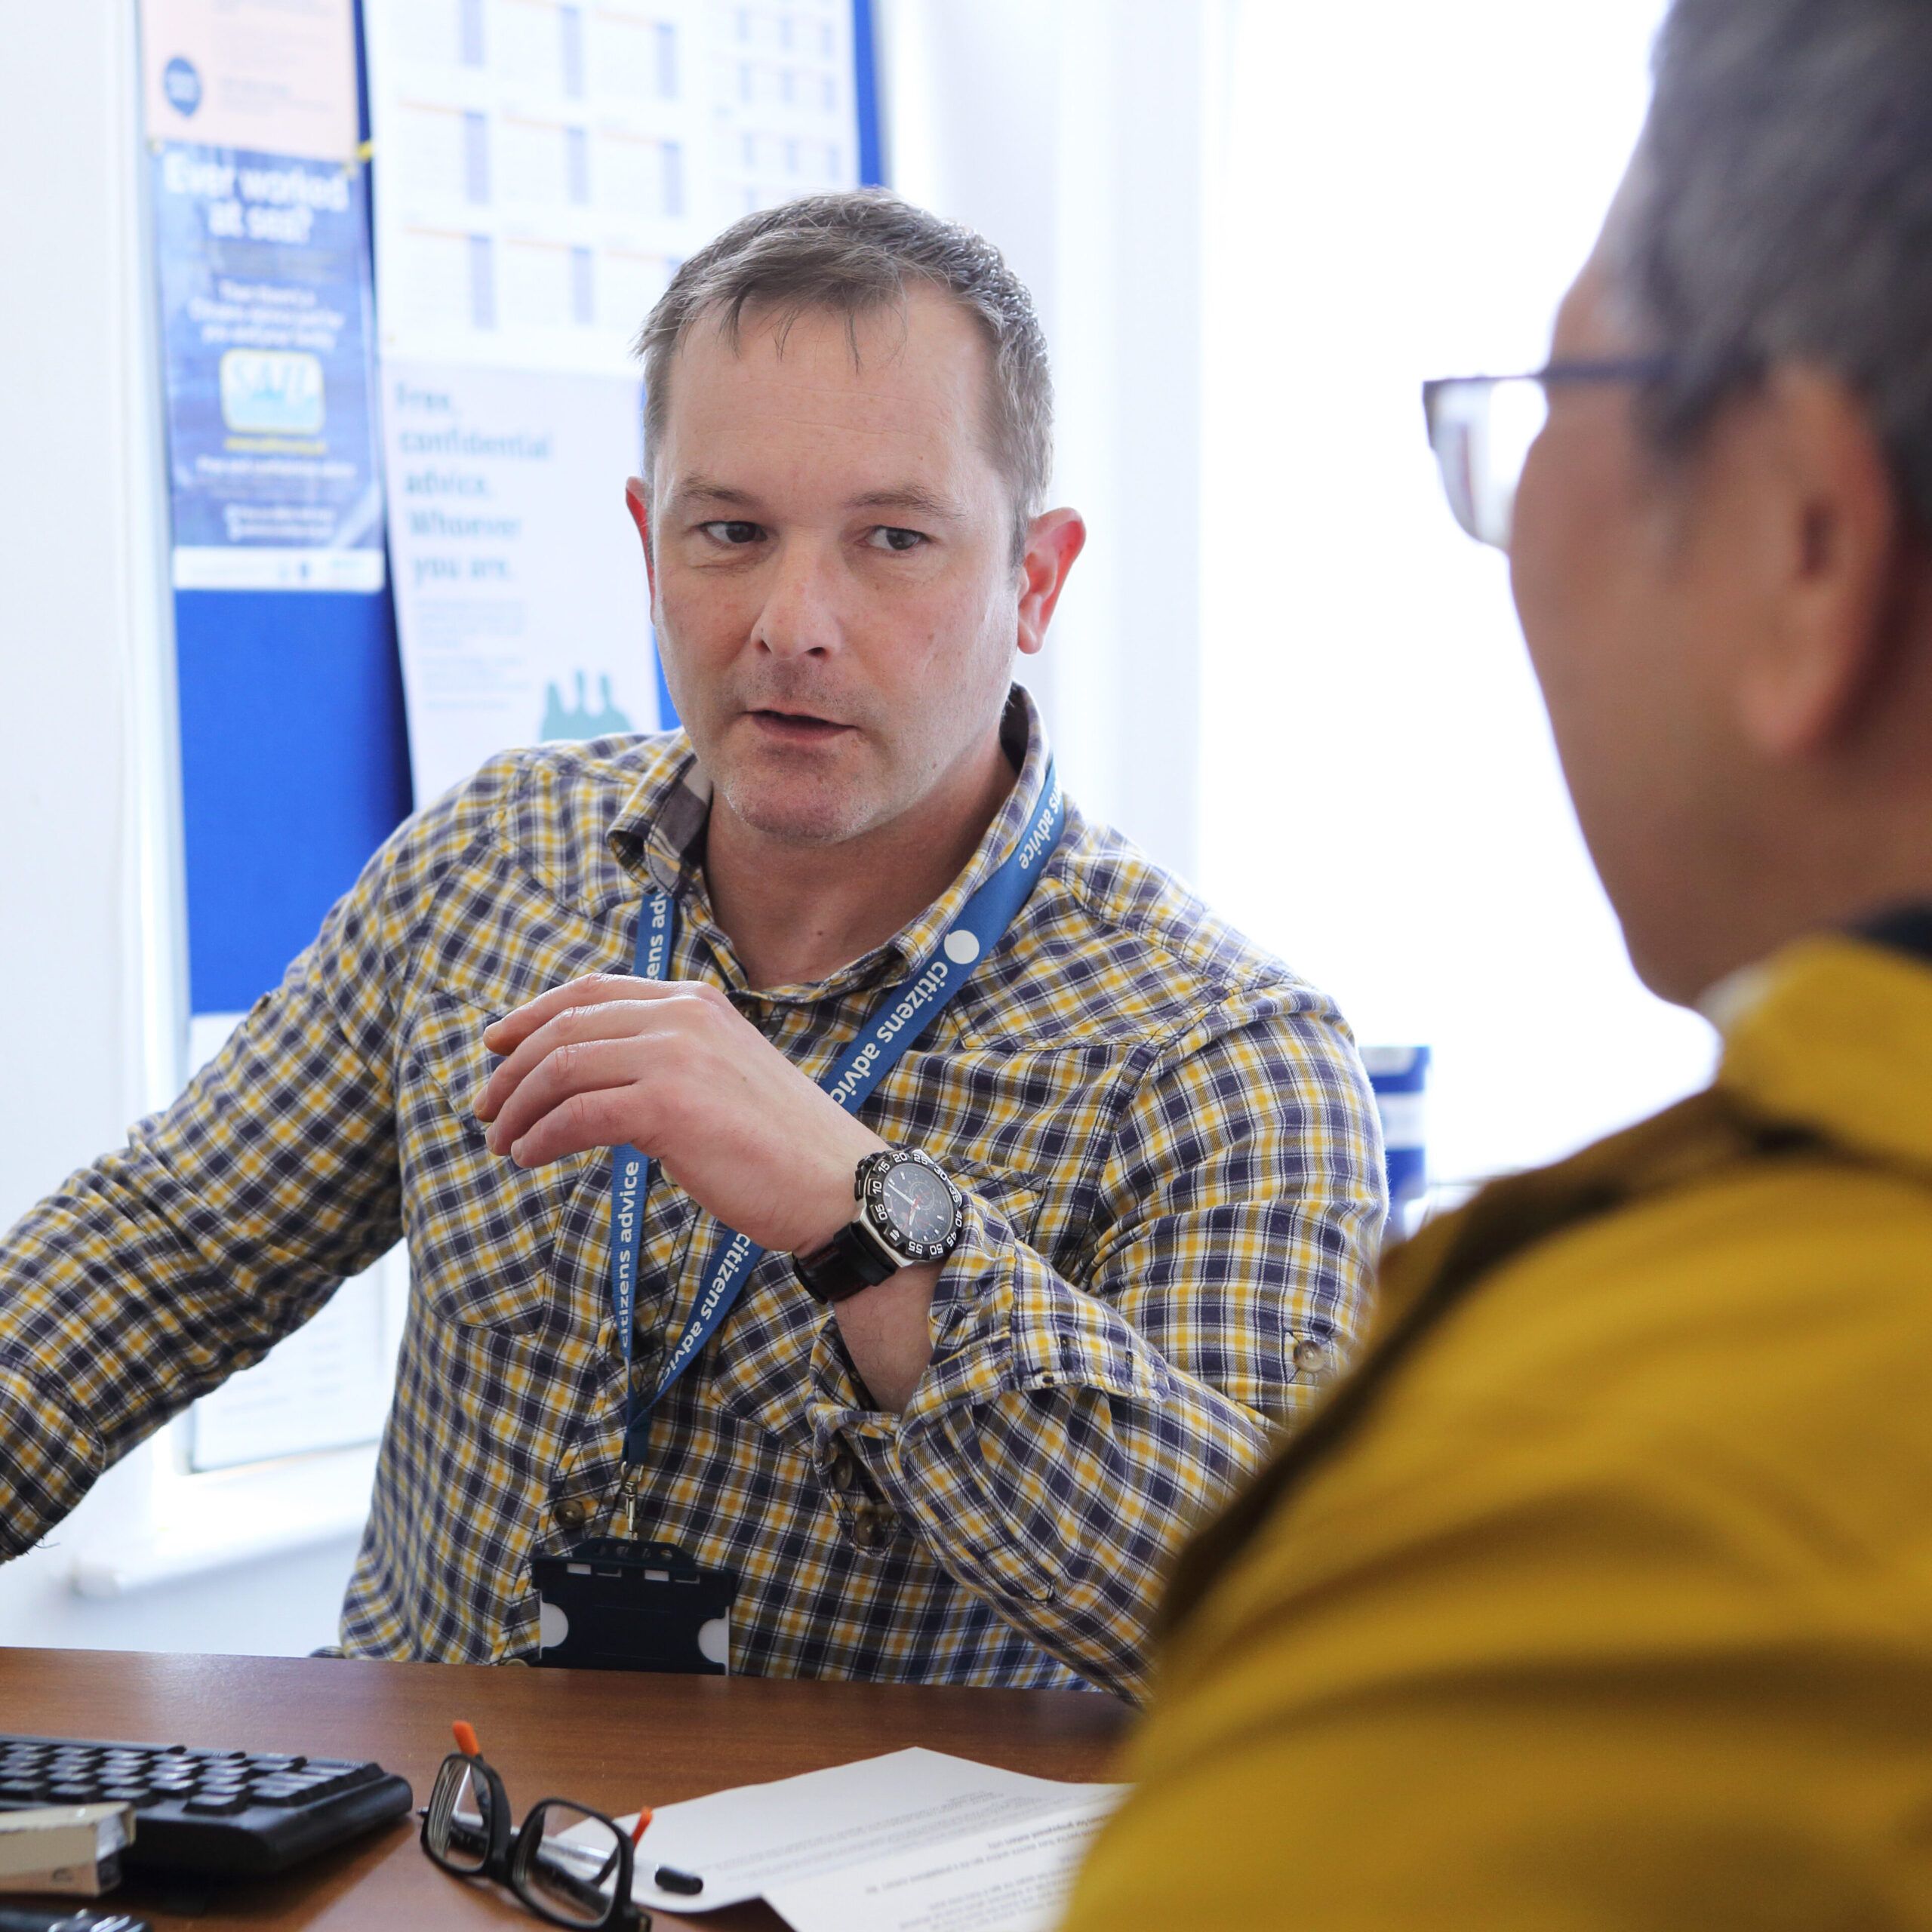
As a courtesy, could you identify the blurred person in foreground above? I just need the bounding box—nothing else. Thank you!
[1066,0,1932,1918]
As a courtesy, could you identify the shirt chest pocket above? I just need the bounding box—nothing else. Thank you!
[399,987,602,1336]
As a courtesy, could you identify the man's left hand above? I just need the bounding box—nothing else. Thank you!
[476,975,882,1256]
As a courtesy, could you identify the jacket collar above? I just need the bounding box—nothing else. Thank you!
[1715,929,1932,1184]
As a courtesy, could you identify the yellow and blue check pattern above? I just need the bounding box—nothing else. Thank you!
[0,689,1384,1697]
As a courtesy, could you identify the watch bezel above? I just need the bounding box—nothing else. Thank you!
[859,1149,966,1263]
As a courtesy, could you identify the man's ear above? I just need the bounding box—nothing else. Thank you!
[1016,509,1087,657]
[1733,366,1903,758]
[625,476,657,603]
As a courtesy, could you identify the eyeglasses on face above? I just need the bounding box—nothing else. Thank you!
[1421,358,1675,551]
[420,1721,651,1930]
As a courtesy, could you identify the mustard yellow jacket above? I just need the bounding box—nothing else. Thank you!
[1065,936,1932,1930]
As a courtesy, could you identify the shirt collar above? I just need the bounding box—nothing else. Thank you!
[605,684,1055,1001]
[607,736,713,903]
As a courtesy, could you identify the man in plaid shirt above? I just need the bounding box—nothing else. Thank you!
[0,192,1383,1697]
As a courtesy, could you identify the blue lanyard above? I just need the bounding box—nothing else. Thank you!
[608,764,1064,1466]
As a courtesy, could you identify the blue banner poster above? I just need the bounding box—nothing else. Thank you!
[152,141,385,591]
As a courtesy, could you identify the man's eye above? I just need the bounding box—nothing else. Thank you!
[700,521,764,546]
[866,526,927,553]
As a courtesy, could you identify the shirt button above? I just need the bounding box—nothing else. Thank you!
[1293,1338,1327,1373]
[555,1497,591,1531]
[828,1451,858,1492]
[851,1505,897,1551]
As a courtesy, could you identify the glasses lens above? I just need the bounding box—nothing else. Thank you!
[425,1754,496,1875]
[513,1802,626,1928]
[1481,377,1549,549]
[1427,377,1548,552]
[1426,386,1483,544]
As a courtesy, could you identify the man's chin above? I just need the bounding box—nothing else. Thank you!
[718,774,884,848]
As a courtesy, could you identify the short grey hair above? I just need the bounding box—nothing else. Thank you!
[635,189,1052,556]
[1612,0,1932,531]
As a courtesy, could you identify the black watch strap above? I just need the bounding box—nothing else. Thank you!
[792,1220,897,1305]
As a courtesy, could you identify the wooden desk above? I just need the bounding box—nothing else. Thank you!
[0,1648,1128,1930]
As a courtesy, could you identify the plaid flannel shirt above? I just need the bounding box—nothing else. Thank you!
[0,688,1384,1697]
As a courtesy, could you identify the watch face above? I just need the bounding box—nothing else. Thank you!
[879,1158,958,1247]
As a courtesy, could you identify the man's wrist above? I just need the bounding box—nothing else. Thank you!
[788,1128,889,1257]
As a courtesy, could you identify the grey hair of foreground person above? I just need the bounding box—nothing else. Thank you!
[1612,0,1932,531]
[633,188,1054,560]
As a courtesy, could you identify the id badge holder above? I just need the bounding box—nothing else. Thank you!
[531,1539,736,1674]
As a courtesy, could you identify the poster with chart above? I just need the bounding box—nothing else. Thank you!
[382,360,652,801]
[365,0,862,799]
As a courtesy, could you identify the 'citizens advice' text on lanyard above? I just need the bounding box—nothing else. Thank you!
[608,764,1065,1469]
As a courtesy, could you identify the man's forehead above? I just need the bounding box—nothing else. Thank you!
[1551,252,1622,359]
[663,288,992,448]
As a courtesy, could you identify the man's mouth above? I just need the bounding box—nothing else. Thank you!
[746,707,852,742]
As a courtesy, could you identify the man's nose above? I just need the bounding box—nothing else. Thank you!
[751,538,844,659]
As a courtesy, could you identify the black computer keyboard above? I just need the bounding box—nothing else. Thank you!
[0,1733,413,1877]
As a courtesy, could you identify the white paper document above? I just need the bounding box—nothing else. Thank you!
[768,1797,1117,1932]
[611,1747,1125,1932]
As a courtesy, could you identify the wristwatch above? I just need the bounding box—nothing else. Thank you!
[792,1149,966,1304]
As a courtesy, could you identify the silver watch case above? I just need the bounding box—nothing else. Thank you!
[857,1148,966,1265]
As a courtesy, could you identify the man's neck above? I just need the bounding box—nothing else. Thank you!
[704,733,1020,991]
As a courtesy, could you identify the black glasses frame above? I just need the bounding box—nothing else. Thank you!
[1423,355,1676,429]
[421,1749,649,1930]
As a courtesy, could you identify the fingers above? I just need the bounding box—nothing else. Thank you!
[481,1034,638,1160]
[478,989,706,1126]
[503,1078,654,1170]
[482,974,694,1057]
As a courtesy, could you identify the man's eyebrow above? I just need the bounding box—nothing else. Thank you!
[663,478,966,522]
[847,485,964,523]
[665,476,761,509]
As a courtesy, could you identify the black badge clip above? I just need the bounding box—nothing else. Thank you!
[530,1539,736,1674]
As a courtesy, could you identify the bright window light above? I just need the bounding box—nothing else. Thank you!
[1200,0,1713,1188]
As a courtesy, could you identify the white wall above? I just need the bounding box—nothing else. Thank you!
[878,0,1205,884]
[0,1,361,1656]
[0,2,180,1229]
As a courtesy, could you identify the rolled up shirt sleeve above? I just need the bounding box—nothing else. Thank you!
[804,989,1386,1699]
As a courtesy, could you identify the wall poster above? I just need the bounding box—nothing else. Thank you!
[364,0,863,801]
[141,0,386,592]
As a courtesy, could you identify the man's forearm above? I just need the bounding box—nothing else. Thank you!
[830,1259,943,1410]
[810,1201,1287,1700]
